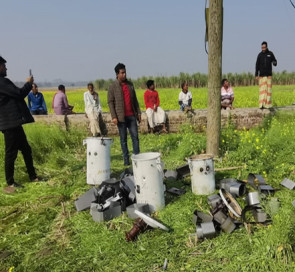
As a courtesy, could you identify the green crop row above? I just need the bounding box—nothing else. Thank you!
[93,71,295,90]
[39,85,295,114]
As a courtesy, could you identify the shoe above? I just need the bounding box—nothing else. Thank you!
[30,176,45,182]
[9,182,24,188]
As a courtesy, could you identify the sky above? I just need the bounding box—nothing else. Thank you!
[1,0,295,83]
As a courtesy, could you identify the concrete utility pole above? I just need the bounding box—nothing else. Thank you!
[206,0,223,156]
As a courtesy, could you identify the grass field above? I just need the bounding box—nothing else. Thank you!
[39,85,295,113]
[1,110,295,271]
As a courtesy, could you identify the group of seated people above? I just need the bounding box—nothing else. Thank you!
[27,84,75,116]
[27,78,235,134]
[177,79,235,112]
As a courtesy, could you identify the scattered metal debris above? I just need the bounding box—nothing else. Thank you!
[207,194,223,210]
[193,210,213,225]
[280,178,295,190]
[219,178,246,197]
[252,207,267,223]
[90,201,122,223]
[167,187,186,196]
[247,173,266,189]
[126,203,150,219]
[196,222,216,239]
[75,187,98,211]
[220,217,236,233]
[258,185,276,195]
[192,173,280,240]
[246,192,260,206]
[163,258,168,270]
[175,164,190,179]
[134,210,169,231]
[164,169,178,181]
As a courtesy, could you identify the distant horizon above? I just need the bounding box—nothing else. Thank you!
[11,69,295,89]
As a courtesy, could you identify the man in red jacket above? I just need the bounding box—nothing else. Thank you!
[0,56,39,189]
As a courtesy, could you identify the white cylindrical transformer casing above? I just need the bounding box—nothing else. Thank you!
[131,152,165,212]
[188,154,215,195]
[83,137,112,185]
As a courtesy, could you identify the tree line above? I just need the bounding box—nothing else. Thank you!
[94,70,295,91]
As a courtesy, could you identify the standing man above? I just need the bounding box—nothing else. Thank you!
[108,63,141,166]
[255,41,277,109]
[0,56,39,188]
[84,82,102,137]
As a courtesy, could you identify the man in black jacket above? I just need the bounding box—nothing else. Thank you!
[0,56,38,188]
[255,41,277,109]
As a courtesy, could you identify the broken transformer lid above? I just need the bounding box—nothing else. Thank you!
[219,189,242,218]
[134,210,169,231]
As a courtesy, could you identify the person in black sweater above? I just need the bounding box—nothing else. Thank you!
[0,56,39,189]
[255,41,277,109]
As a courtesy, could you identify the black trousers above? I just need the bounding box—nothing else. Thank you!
[2,126,36,185]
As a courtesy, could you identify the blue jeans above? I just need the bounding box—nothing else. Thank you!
[117,115,140,165]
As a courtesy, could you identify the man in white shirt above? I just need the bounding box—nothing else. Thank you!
[178,82,192,112]
[84,83,102,136]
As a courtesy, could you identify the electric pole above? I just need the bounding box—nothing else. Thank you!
[206,0,223,156]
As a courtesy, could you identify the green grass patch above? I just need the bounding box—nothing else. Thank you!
[1,112,295,271]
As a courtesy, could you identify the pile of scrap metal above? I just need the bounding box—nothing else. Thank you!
[192,173,282,240]
[75,169,170,241]
[74,163,186,222]
[75,169,138,222]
